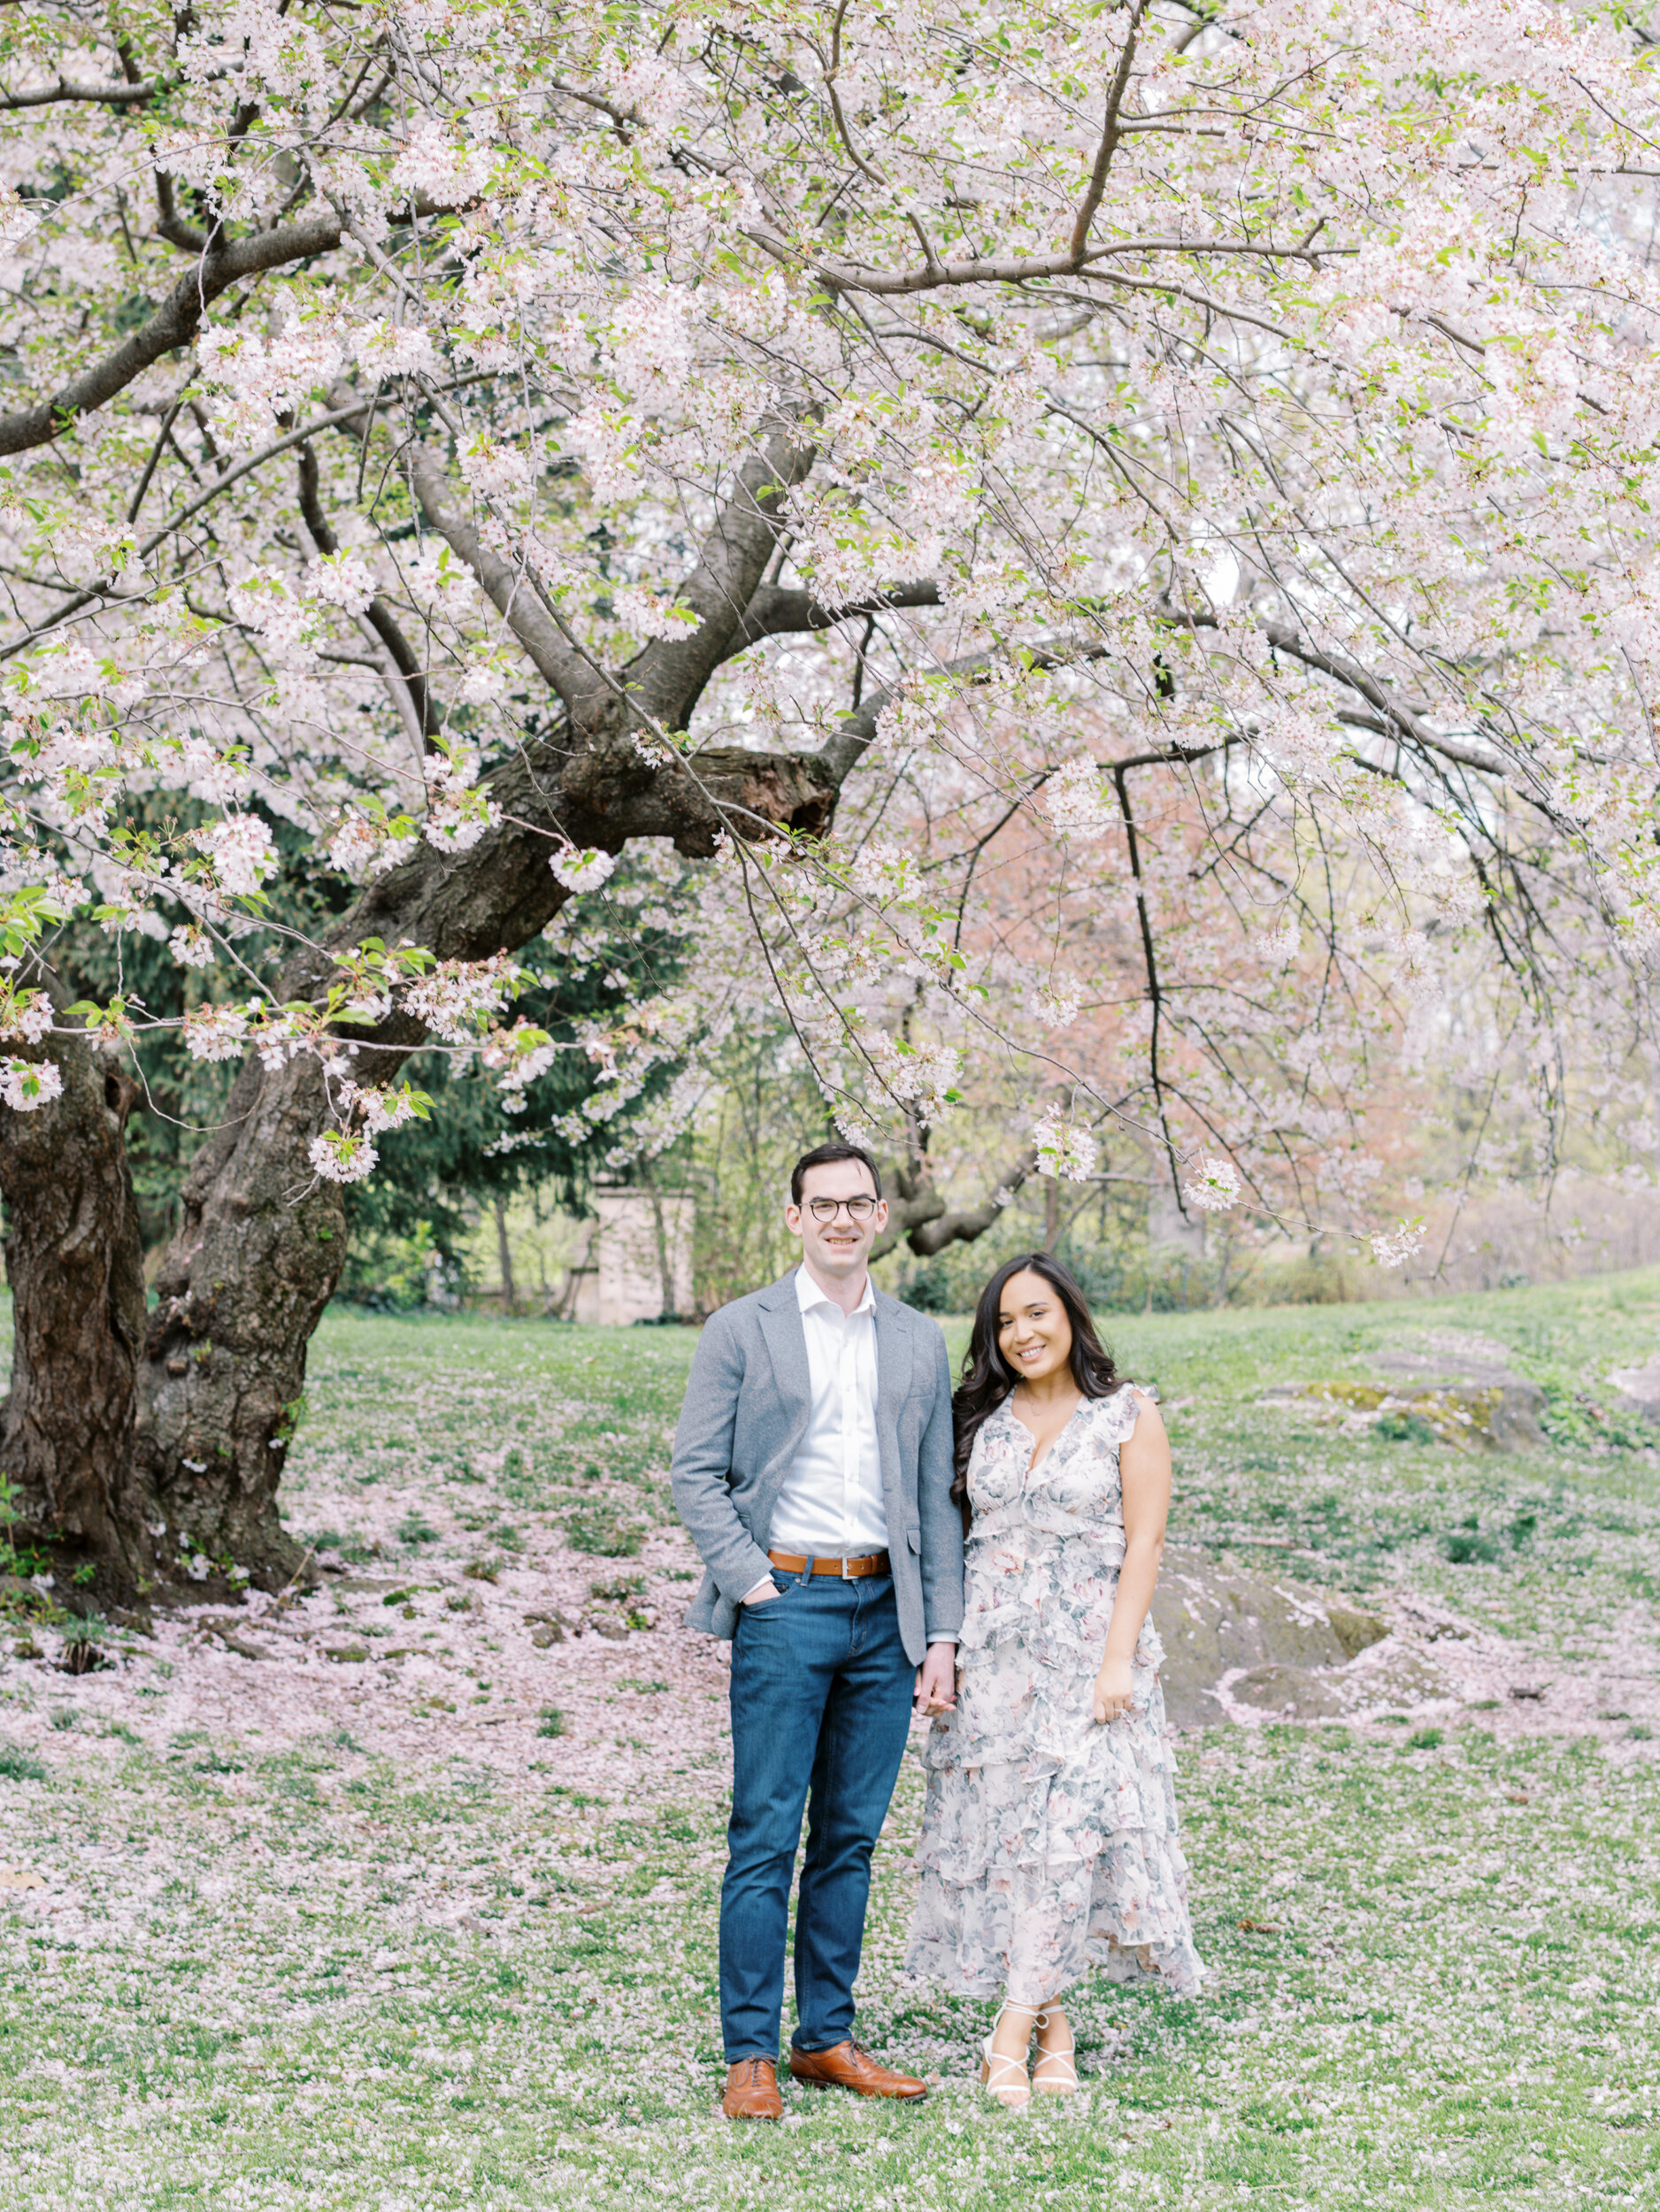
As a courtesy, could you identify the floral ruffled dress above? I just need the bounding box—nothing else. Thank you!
[905,1384,1203,2007]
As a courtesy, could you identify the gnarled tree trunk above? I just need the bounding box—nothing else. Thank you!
[0,1036,149,1597]
[138,1048,346,1578]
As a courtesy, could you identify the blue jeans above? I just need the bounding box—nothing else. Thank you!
[720,1567,916,2060]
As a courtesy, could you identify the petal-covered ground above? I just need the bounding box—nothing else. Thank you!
[2,1277,1657,2208]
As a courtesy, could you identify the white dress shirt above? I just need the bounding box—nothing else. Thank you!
[746,1265,957,1646]
[768,1266,888,1554]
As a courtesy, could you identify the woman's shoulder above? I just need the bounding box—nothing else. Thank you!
[1082,1379,1156,1432]
[1087,1375,1152,1402]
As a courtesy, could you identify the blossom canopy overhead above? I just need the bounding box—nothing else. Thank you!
[4,0,1660,1286]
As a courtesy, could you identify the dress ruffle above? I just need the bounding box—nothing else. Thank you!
[954,1531,1155,1686]
[904,1384,1204,2008]
[908,1824,1205,2004]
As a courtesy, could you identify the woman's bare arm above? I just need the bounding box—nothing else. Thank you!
[1094,1393,1172,1723]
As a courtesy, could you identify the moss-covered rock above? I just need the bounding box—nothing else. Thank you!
[1271,1378,1547,1450]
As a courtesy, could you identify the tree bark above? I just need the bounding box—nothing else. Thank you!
[138,1049,346,1578]
[494,1196,516,1315]
[0,1036,149,1596]
[872,1147,1036,1262]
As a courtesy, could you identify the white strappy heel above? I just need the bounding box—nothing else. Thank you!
[979,2011,1031,2108]
[1032,2008,1079,2095]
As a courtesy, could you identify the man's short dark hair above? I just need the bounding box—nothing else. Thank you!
[790,1141,882,1209]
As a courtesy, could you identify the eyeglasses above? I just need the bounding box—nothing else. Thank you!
[805,1195,878,1222]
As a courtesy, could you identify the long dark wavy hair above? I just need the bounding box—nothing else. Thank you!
[950,1252,1120,1517]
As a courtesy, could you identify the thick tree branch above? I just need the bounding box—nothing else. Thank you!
[910,1155,1038,1257]
[1160,606,1532,788]
[0,215,345,455]
[388,413,826,827]
[626,426,817,726]
[1068,0,1149,260]
[0,73,163,110]
[727,578,942,650]
[401,433,585,705]
[155,171,210,255]
[750,231,1330,299]
[1260,622,1510,775]
[0,197,465,457]
[870,1149,1037,1261]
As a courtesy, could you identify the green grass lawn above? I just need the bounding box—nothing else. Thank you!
[0,1271,1656,2207]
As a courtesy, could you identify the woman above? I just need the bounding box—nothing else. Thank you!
[905,1253,1203,2106]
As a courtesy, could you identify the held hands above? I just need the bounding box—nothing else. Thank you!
[913,1644,957,1715]
[1093,1655,1134,1725]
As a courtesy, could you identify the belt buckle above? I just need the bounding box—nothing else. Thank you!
[841,1555,854,1579]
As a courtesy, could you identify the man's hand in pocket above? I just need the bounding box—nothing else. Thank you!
[741,1578,780,1605]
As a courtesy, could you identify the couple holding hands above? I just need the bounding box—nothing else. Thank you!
[670,1141,1203,2117]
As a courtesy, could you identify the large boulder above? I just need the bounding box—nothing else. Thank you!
[1262,1327,1548,1451]
[1149,1548,1461,1727]
[1151,1548,1389,1726]
[1610,1351,1660,1420]
[1371,1334,1548,1448]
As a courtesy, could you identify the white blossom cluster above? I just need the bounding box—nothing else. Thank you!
[1031,1104,1100,1184]
[1183,1157,1244,1214]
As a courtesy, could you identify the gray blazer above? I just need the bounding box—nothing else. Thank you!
[669,1273,964,1665]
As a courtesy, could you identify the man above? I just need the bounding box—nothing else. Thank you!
[670,1141,964,2122]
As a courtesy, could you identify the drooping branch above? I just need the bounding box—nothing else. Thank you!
[0,391,442,662]
[1113,759,1184,1202]
[296,442,439,741]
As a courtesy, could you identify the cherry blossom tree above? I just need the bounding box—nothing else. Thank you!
[4,0,1660,1588]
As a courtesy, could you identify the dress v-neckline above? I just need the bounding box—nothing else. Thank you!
[1004,1392,1086,1478]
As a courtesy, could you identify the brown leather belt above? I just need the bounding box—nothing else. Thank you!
[768,1548,890,1579]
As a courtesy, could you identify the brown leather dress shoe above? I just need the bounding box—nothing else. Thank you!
[788,2039,928,2100]
[721,2056,782,2121]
